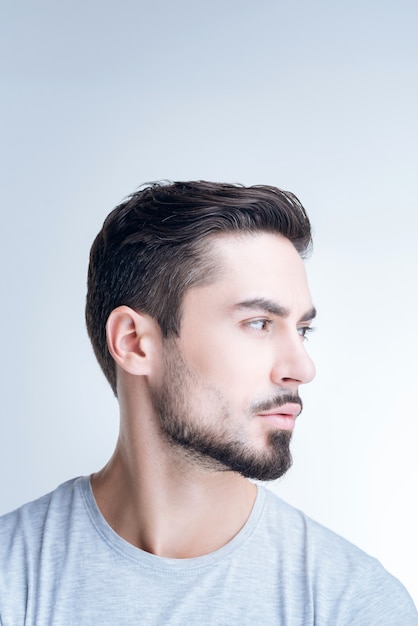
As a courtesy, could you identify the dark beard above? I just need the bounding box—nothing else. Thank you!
[150,340,295,481]
[159,416,293,481]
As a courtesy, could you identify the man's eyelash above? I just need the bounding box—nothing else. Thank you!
[298,326,315,339]
[247,319,272,331]
[245,321,316,338]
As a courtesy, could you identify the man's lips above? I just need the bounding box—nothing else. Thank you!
[256,402,302,431]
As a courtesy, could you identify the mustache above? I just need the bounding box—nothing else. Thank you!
[250,393,303,415]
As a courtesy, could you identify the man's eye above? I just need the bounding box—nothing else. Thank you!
[298,326,314,340]
[247,319,272,331]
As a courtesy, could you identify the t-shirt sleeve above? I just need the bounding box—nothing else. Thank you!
[339,558,418,625]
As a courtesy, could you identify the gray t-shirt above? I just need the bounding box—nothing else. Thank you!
[0,477,416,625]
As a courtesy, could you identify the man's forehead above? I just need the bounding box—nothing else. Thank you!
[184,232,314,316]
[209,232,309,283]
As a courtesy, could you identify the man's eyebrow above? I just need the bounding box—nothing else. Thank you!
[233,298,289,317]
[298,306,317,323]
[233,298,317,322]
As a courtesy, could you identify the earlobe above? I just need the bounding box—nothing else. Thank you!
[106,306,159,377]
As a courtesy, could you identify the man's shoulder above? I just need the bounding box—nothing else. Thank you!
[260,486,417,621]
[0,477,97,624]
[262,486,382,567]
[0,477,87,551]
[263,486,365,549]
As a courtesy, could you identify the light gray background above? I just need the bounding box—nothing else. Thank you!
[1,0,417,605]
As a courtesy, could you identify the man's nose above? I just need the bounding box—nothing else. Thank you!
[270,331,316,387]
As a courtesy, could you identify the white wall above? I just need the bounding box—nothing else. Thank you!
[1,0,417,605]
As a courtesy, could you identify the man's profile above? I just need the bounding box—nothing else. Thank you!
[0,181,416,624]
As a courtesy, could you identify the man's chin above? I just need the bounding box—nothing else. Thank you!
[234,456,293,482]
[208,430,293,482]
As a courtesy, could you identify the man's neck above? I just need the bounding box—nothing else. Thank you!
[91,422,257,559]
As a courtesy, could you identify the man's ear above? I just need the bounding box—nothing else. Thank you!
[106,306,161,377]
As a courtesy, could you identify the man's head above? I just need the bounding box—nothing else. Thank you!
[86,180,313,396]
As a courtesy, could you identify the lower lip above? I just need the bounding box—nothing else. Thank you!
[257,414,296,431]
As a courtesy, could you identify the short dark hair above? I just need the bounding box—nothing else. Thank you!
[86,180,312,394]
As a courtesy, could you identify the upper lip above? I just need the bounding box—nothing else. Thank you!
[256,403,302,418]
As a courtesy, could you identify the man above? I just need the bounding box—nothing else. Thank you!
[0,181,416,624]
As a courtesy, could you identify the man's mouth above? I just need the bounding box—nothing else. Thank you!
[256,402,301,431]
